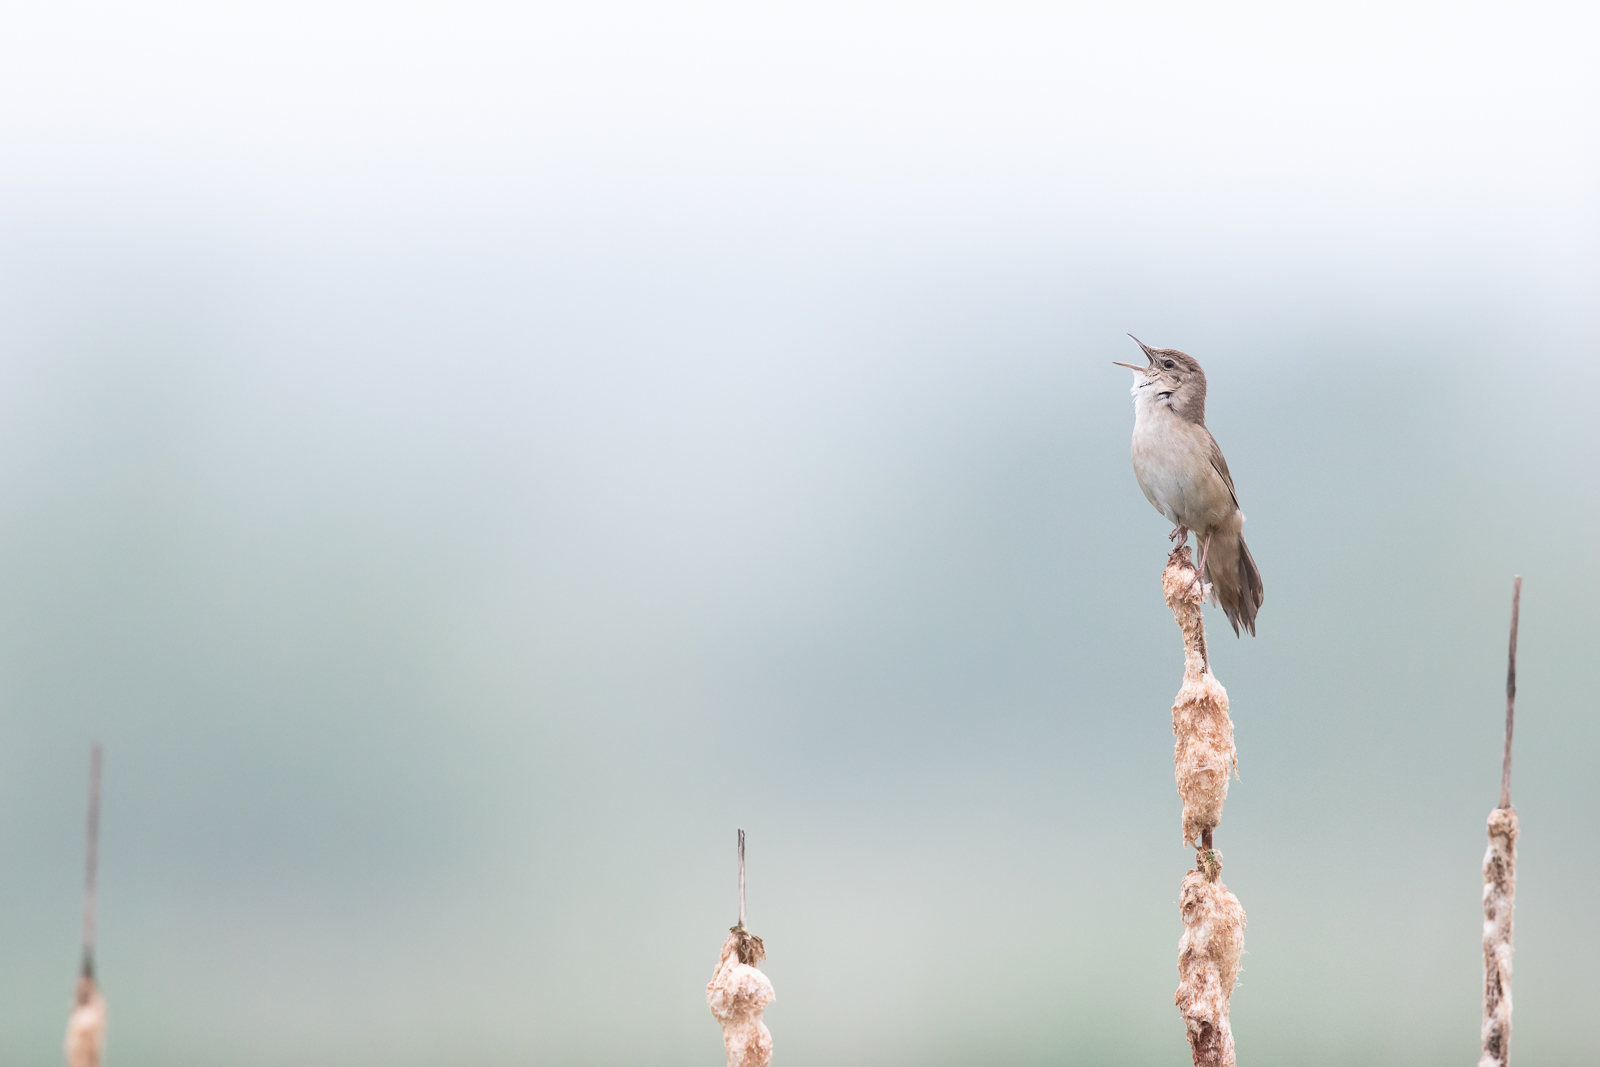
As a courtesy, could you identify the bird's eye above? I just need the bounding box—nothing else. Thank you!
[1163,360,1176,369]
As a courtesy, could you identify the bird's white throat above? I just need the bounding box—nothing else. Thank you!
[1128,371,1173,423]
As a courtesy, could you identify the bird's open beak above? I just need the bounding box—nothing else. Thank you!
[1115,334,1158,372]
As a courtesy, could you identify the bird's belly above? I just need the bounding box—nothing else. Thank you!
[1134,456,1189,525]
[1131,432,1235,532]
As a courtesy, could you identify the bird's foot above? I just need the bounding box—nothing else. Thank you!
[1168,525,1189,547]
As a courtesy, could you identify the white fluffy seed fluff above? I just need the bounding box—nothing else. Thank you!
[707,931,775,1067]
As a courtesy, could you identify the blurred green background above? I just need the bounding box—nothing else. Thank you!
[0,2,1595,1065]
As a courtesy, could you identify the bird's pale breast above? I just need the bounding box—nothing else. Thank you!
[1130,411,1237,534]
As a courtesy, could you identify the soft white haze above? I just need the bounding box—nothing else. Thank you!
[3,2,1594,244]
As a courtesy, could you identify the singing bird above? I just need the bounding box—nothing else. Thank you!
[1114,337,1264,636]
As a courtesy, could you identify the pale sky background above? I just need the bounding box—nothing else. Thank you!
[0,3,1596,1065]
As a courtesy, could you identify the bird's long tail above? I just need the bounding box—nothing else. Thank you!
[1205,530,1264,637]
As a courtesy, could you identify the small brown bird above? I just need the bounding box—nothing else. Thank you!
[1114,337,1263,636]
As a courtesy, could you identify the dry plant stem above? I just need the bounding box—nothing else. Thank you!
[82,743,102,978]
[708,930,774,1067]
[1499,578,1520,811]
[1164,547,1237,848]
[1481,576,1521,1067]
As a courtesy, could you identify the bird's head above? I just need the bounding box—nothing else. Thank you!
[1114,336,1207,423]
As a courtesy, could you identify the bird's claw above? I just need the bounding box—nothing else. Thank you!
[1168,525,1189,547]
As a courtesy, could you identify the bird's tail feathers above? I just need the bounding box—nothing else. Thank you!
[1204,530,1264,637]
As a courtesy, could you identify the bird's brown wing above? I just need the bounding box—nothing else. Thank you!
[1205,429,1240,509]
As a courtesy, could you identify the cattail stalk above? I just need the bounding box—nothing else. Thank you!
[1480,577,1521,1067]
[1164,548,1245,1067]
[66,742,107,1067]
[708,829,774,1067]
[82,742,102,978]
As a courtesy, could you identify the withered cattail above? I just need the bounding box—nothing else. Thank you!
[1163,549,1237,849]
[1480,807,1517,1067]
[707,830,774,1067]
[1176,867,1244,1067]
[1480,577,1521,1067]
[708,927,774,1067]
[1163,548,1246,1067]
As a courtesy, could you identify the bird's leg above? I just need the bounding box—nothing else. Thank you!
[1169,524,1189,547]
[1188,531,1213,598]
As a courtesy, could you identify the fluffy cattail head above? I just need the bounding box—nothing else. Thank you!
[1176,863,1245,1067]
[1164,547,1238,847]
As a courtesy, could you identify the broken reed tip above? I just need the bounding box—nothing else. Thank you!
[737,829,747,931]
[1499,577,1521,811]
